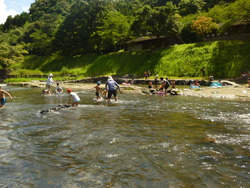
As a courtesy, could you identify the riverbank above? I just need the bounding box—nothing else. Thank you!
[6,79,250,100]
[180,85,250,100]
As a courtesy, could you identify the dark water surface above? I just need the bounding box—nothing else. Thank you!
[0,86,249,187]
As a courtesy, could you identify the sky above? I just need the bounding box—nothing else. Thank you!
[0,0,35,24]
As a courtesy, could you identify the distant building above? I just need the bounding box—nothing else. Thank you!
[125,36,183,51]
[205,22,250,41]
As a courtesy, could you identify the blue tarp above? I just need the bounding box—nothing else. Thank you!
[210,82,222,87]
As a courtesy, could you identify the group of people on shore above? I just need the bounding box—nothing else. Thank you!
[148,75,178,95]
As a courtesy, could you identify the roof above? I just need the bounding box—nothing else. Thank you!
[126,36,167,44]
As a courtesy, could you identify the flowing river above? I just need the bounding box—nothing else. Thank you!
[0,86,249,187]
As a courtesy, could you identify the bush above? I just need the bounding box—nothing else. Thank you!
[10,69,44,78]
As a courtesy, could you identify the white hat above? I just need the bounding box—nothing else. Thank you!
[49,73,53,77]
[156,75,158,77]
[108,76,113,80]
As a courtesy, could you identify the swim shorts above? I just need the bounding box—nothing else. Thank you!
[108,90,117,99]
[0,98,6,105]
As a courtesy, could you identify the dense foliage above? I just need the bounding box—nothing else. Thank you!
[0,0,249,72]
[14,40,248,80]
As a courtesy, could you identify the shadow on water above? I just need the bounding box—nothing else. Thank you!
[0,86,249,187]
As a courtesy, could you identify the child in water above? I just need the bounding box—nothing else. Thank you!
[94,81,103,100]
[0,86,13,108]
[67,88,80,107]
[55,82,63,94]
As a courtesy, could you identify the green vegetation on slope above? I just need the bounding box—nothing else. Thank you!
[19,40,250,79]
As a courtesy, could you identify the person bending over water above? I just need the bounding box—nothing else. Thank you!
[0,86,13,108]
[105,76,121,102]
[67,88,80,107]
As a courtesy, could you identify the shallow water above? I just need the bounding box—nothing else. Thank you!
[0,86,249,187]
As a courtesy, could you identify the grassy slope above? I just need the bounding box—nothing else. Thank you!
[22,40,250,79]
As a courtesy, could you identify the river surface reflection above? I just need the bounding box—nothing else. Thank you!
[0,86,249,187]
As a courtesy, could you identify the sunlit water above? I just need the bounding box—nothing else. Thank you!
[0,86,249,187]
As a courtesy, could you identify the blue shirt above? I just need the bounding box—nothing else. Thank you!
[105,80,120,91]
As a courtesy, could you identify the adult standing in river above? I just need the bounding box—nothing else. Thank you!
[105,76,121,102]
[45,73,54,94]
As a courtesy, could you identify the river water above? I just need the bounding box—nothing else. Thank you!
[0,86,249,187]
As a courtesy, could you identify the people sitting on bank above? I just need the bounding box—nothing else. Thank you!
[148,81,156,94]
[122,80,131,86]
[190,80,201,89]
[195,80,201,87]
[130,78,135,85]
[171,80,176,89]
[159,77,170,94]
[165,77,171,90]
[209,74,214,83]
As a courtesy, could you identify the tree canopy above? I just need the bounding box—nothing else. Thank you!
[0,0,249,68]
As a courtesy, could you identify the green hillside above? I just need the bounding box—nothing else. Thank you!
[20,40,250,79]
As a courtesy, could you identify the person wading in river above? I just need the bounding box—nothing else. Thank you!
[105,76,121,102]
[0,86,13,108]
[67,88,80,107]
[45,73,54,94]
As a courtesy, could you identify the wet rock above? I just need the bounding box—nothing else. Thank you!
[40,104,72,114]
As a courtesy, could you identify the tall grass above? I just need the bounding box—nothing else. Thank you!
[10,69,43,77]
[18,40,250,79]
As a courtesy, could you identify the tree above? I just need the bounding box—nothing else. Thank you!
[29,0,72,22]
[148,3,180,37]
[178,0,205,16]
[94,11,131,52]
[0,28,27,68]
[0,42,28,69]
[222,0,250,24]
[27,30,53,55]
[1,12,31,32]
[203,0,237,11]
[114,0,143,16]
[205,0,250,33]
[131,2,179,38]
[54,0,108,55]
[191,16,218,40]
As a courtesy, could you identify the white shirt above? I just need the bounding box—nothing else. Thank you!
[46,77,54,85]
[70,92,80,102]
